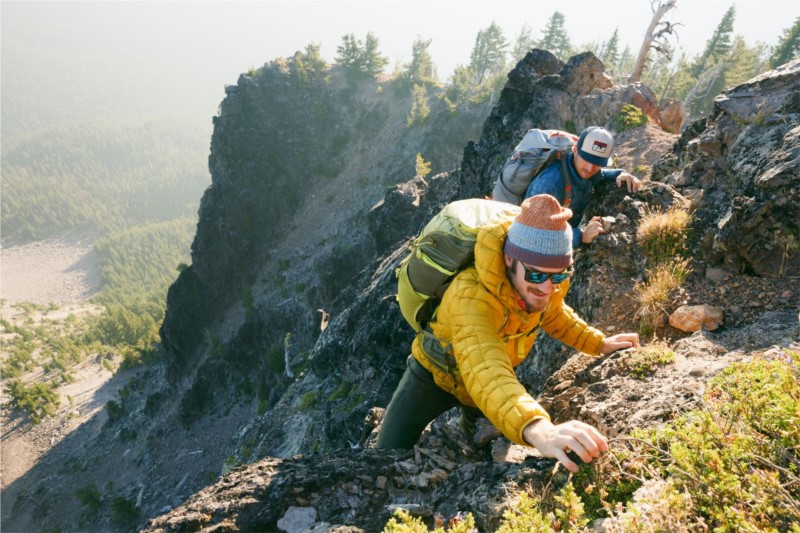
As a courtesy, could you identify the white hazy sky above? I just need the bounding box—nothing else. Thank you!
[6,1,798,76]
[2,1,798,122]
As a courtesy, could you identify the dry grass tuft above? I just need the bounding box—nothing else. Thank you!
[634,258,692,334]
[636,205,691,266]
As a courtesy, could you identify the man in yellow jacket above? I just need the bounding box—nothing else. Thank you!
[377,194,640,473]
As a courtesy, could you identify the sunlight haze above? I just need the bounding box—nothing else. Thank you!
[2,0,797,133]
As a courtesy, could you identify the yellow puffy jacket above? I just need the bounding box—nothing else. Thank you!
[411,218,605,446]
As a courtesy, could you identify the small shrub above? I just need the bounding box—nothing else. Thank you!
[110,496,139,526]
[75,483,102,511]
[383,509,476,532]
[495,491,551,532]
[328,380,353,401]
[5,379,60,423]
[299,390,320,412]
[105,399,123,421]
[615,104,648,132]
[608,351,800,530]
[415,153,432,178]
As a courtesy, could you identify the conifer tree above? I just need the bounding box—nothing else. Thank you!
[301,43,327,73]
[770,15,800,67]
[407,84,430,126]
[512,23,535,62]
[603,28,620,66]
[725,36,770,87]
[361,32,389,76]
[406,37,436,86]
[445,64,473,107]
[617,45,634,76]
[692,6,736,76]
[469,22,509,83]
[335,34,363,68]
[537,12,572,59]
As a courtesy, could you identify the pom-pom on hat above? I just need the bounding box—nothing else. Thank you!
[504,194,573,269]
[576,126,615,166]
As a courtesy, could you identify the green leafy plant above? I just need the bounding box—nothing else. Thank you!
[382,509,476,532]
[75,484,102,511]
[581,351,800,530]
[110,496,139,526]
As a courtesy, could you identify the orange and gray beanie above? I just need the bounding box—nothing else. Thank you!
[504,194,573,269]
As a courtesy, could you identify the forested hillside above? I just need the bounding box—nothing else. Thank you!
[1,119,209,241]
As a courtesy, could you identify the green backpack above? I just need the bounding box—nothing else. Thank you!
[396,198,520,332]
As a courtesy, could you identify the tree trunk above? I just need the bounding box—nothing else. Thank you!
[630,0,678,82]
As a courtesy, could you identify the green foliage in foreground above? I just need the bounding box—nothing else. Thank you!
[575,350,800,531]
[383,351,800,532]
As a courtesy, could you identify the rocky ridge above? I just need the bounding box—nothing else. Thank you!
[3,52,798,533]
[143,56,800,531]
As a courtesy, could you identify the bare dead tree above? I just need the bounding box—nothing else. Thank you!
[630,0,680,83]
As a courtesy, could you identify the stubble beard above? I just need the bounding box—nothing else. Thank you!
[507,266,550,313]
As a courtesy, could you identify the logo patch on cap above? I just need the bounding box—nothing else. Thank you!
[591,140,609,154]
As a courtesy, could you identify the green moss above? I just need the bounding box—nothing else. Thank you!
[620,345,676,378]
[614,104,648,132]
[328,381,353,401]
[299,390,320,412]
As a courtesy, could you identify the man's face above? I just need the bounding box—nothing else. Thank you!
[504,256,569,313]
[572,146,601,180]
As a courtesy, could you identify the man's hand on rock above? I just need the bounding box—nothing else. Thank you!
[601,333,641,354]
[616,172,642,193]
[523,419,608,473]
[581,217,605,244]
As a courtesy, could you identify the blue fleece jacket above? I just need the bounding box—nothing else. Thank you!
[524,153,622,248]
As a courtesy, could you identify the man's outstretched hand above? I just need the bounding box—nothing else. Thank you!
[601,333,641,354]
[523,419,609,473]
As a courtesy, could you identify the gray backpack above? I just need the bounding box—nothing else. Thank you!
[492,129,577,205]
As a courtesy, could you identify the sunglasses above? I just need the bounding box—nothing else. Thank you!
[518,262,573,284]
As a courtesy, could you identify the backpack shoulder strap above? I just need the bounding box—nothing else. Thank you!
[559,155,573,207]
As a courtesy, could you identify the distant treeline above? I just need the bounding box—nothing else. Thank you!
[329,11,800,119]
[1,117,209,241]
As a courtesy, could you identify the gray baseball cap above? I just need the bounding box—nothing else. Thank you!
[576,127,615,166]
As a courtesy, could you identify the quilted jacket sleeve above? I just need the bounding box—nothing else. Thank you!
[541,281,605,356]
[441,276,551,446]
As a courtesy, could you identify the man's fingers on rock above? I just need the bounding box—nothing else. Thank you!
[574,428,605,457]
[556,449,580,473]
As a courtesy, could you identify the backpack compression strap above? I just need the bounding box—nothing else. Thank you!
[559,156,573,207]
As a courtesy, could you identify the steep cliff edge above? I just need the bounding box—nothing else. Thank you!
[142,56,799,531]
[4,53,798,533]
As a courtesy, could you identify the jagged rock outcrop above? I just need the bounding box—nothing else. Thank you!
[8,52,799,533]
[143,56,799,533]
[653,58,800,277]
